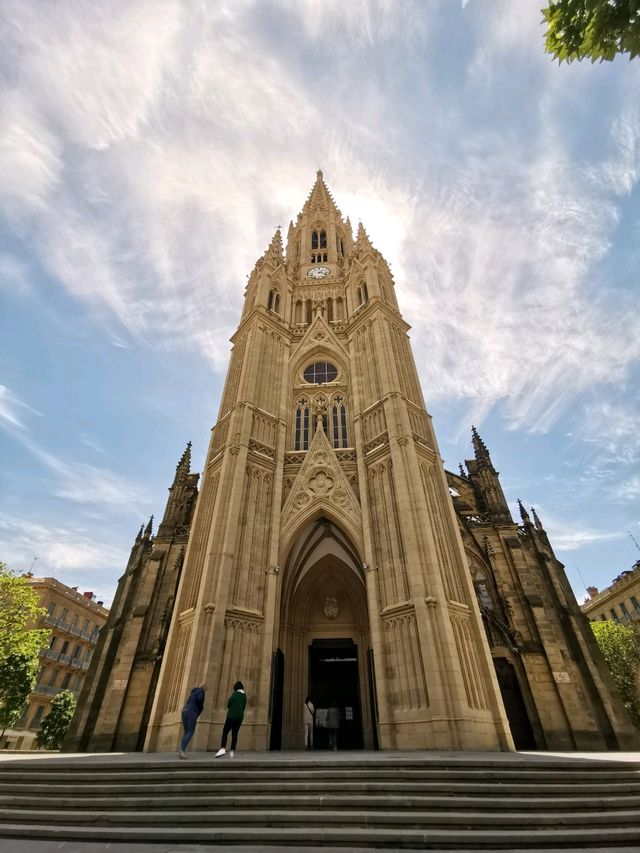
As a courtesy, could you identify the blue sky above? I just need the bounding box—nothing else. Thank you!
[1,0,639,605]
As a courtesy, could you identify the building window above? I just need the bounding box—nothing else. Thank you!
[47,602,56,616]
[61,672,71,690]
[49,636,57,649]
[620,602,631,621]
[631,596,640,615]
[60,608,68,623]
[600,614,607,621]
[303,362,338,384]
[339,237,344,256]
[31,705,45,727]
[331,396,348,448]
[474,572,495,612]
[61,641,69,654]
[81,619,89,633]
[267,289,280,313]
[311,230,319,250]
[294,398,310,451]
[48,669,58,687]
[610,607,620,623]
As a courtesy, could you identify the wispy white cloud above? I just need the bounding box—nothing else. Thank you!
[0,513,126,603]
[0,385,42,429]
[0,387,149,511]
[511,502,623,552]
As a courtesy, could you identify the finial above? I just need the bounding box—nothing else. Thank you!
[471,425,493,469]
[517,499,530,524]
[317,168,323,180]
[458,463,466,478]
[135,523,144,543]
[174,441,192,485]
[144,515,154,538]
[531,507,544,531]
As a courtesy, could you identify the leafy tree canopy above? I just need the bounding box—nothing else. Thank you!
[0,563,50,663]
[35,689,77,750]
[542,0,640,62]
[0,652,39,736]
[592,620,640,728]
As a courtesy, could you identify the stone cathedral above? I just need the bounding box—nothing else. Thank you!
[66,173,637,754]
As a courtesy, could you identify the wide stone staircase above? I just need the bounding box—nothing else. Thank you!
[0,753,639,849]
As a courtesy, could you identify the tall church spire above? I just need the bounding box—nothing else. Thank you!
[299,169,343,220]
[174,441,192,485]
[471,425,494,471]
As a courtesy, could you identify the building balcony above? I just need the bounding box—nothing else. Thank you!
[32,683,59,697]
[42,613,100,644]
[39,648,92,669]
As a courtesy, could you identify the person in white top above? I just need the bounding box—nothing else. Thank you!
[303,695,315,750]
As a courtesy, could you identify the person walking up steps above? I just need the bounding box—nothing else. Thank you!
[215,681,247,758]
[179,683,205,759]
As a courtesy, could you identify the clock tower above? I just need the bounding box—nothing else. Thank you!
[142,171,513,752]
[68,171,639,755]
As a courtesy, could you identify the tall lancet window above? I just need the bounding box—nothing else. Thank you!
[473,569,495,612]
[331,395,348,448]
[294,397,310,450]
[310,229,327,263]
[267,289,280,313]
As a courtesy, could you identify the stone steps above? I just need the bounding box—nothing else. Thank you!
[0,754,639,849]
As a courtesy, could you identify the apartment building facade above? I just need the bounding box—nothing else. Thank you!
[582,561,640,630]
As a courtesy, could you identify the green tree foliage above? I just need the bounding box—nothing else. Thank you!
[542,1,640,62]
[0,564,50,737]
[35,690,77,750]
[0,652,39,736]
[592,620,640,728]
[0,564,50,662]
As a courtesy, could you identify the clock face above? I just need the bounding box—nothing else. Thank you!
[307,266,330,279]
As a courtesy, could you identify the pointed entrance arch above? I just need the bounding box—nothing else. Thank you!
[275,516,374,749]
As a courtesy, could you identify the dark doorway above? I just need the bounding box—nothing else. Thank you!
[494,657,536,750]
[309,638,363,750]
[269,648,284,750]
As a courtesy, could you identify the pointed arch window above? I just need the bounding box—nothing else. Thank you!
[267,289,280,313]
[473,569,495,612]
[331,395,348,448]
[311,231,319,250]
[319,230,327,249]
[294,397,310,450]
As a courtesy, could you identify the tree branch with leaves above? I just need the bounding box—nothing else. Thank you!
[542,1,640,62]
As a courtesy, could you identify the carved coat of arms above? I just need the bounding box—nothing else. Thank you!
[323,596,339,619]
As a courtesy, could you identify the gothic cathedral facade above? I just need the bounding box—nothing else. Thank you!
[66,174,637,753]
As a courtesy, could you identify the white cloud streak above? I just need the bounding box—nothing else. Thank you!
[0,1,638,452]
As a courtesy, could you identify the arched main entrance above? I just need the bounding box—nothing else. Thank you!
[274,516,374,750]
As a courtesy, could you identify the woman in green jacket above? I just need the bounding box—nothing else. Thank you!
[215,681,247,758]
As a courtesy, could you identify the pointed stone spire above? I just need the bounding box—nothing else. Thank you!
[471,425,494,470]
[300,170,342,219]
[458,463,467,478]
[532,507,544,531]
[143,515,154,539]
[263,227,284,263]
[135,523,144,544]
[517,499,530,524]
[174,441,192,484]
[354,221,375,254]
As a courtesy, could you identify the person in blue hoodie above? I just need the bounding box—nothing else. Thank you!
[179,682,206,759]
